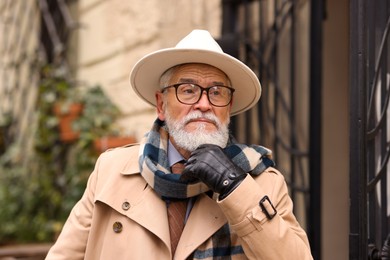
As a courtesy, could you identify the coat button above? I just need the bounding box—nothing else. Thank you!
[122,201,130,211]
[113,222,123,233]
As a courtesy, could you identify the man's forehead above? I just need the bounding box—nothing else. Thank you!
[170,64,229,82]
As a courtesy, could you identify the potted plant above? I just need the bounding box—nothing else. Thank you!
[53,102,83,143]
[37,66,83,144]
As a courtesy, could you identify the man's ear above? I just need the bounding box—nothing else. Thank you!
[156,91,165,121]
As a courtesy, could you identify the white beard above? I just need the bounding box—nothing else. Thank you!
[164,110,230,152]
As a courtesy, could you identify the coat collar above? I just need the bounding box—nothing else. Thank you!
[120,146,141,175]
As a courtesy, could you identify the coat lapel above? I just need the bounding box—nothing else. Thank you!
[126,185,171,250]
[95,152,171,253]
[175,194,227,259]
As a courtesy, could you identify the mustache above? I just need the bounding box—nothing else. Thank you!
[182,111,220,126]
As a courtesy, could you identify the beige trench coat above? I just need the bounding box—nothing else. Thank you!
[46,144,313,260]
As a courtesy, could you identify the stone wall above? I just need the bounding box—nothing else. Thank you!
[0,0,41,157]
[75,0,222,140]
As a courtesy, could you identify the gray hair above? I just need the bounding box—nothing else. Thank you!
[159,66,179,89]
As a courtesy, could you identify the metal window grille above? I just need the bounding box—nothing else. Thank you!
[218,0,322,259]
[350,1,390,259]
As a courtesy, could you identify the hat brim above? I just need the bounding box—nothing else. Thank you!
[130,48,261,116]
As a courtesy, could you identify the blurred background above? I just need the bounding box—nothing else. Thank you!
[0,1,389,260]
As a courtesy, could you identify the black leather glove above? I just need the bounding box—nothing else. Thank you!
[181,144,247,200]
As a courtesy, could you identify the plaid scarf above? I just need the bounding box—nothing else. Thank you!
[138,119,275,200]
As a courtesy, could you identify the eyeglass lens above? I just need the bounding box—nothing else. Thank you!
[176,83,232,106]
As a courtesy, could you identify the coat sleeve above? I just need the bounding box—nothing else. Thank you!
[45,156,101,260]
[218,167,313,260]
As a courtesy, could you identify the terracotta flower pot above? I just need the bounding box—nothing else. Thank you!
[93,136,137,153]
[53,103,83,143]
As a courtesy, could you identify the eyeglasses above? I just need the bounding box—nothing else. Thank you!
[161,83,235,107]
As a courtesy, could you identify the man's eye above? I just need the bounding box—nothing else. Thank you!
[209,87,222,96]
[180,84,197,94]
[210,91,220,96]
[183,89,195,94]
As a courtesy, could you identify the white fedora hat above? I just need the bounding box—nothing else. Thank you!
[129,29,261,116]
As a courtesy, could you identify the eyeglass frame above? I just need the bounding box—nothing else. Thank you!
[161,83,235,107]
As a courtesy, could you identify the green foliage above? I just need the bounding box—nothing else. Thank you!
[0,66,120,244]
[73,86,120,149]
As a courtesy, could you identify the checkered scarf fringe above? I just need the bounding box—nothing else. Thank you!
[138,119,275,200]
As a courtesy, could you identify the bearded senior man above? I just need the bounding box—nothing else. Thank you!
[46,30,313,260]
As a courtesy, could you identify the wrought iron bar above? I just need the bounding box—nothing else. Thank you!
[366,143,390,191]
[38,0,64,60]
[366,86,390,139]
[56,0,78,29]
[366,15,390,129]
[378,5,389,245]
[349,0,368,258]
[309,0,323,259]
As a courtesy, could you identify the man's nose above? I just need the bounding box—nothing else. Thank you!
[193,91,212,110]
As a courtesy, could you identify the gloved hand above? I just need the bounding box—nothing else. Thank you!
[181,144,247,200]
